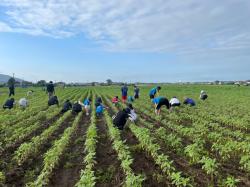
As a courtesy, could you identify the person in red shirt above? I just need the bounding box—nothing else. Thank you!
[112,96,119,105]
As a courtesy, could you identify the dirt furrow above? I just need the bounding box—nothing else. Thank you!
[95,116,125,187]
[5,114,75,187]
[49,114,90,187]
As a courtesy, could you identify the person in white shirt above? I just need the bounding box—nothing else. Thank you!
[27,90,34,96]
[169,96,181,107]
[200,90,208,100]
[19,98,29,109]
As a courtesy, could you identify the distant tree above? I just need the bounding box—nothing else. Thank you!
[37,80,47,87]
[106,79,113,85]
[91,82,95,86]
[7,77,15,87]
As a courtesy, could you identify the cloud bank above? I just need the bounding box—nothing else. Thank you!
[0,0,250,55]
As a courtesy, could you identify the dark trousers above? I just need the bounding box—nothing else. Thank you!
[9,90,15,97]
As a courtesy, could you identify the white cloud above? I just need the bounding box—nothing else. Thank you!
[0,0,250,54]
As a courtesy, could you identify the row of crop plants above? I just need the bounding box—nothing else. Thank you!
[102,94,194,187]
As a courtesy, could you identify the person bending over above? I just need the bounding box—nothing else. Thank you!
[112,104,137,130]
[152,96,170,115]
[3,98,15,109]
[48,96,59,107]
[183,97,196,106]
[149,86,161,100]
[19,98,29,109]
[200,90,208,101]
[72,101,82,114]
[61,100,72,113]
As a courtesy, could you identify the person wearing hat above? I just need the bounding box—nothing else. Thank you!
[112,104,137,130]
[200,90,208,100]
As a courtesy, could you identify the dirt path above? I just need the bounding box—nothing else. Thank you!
[5,114,75,187]
[94,116,125,187]
[49,113,90,187]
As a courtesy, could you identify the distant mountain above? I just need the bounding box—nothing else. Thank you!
[0,74,24,84]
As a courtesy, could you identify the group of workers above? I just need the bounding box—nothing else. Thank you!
[1,82,208,131]
[150,86,208,115]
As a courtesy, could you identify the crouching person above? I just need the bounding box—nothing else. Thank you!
[80,98,91,116]
[19,98,29,110]
[72,101,82,115]
[96,104,104,117]
[61,100,72,114]
[112,104,137,130]
[200,90,208,101]
[48,96,59,107]
[3,98,15,109]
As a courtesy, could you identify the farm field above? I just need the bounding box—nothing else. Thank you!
[0,85,250,187]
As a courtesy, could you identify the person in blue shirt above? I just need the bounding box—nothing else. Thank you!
[128,96,134,103]
[183,97,196,106]
[95,97,103,107]
[121,84,128,103]
[149,86,161,100]
[96,104,104,117]
[80,98,92,116]
[152,96,170,115]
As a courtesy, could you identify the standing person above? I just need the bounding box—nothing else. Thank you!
[121,84,128,103]
[19,98,29,109]
[3,98,15,109]
[149,86,161,100]
[80,98,92,116]
[72,101,82,114]
[200,90,208,101]
[152,97,170,115]
[46,81,55,98]
[134,85,140,99]
[9,85,15,97]
[8,77,15,97]
[48,95,59,106]
[183,97,196,106]
[61,100,72,114]
[112,104,137,130]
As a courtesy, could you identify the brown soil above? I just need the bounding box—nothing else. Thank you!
[2,113,62,158]
[136,108,250,187]
[94,117,125,187]
[49,113,90,187]
[4,114,75,187]
[121,127,172,187]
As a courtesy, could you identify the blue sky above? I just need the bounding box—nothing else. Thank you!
[0,0,250,83]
